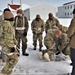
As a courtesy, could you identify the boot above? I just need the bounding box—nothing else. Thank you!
[34,46,36,50]
[38,52,43,59]
[22,52,29,56]
[39,47,42,51]
[70,63,72,66]
[44,53,50,62]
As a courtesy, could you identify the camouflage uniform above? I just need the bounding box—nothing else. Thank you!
[31,15,45,50]
[58,25,70,56]
[1,19,18,75]
[39,31,69,62]
[0,8,12,63]
[45,13,60,33]
[44,26,59,49]
[39,26,69,62]
[14,12,29,55]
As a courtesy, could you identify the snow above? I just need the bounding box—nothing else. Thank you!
[0,18,72,75]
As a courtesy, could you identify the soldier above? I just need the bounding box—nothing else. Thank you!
[38,26,68,62]
[31,14,45,51]
[67,8,75,75]
[14,9,29,56]
[45,13,60,33]
[44,26,59,49]
[58,25,70,56]
[0,8,11,62]
[0,11,18,75]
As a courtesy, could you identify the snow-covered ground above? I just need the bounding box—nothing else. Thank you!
[0,18,72,75]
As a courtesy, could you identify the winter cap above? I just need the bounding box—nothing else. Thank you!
[3,8,11,13]
[17,9,23,14]
[73,8,75,14]
[4,11,14,19]
[48,13,53,17]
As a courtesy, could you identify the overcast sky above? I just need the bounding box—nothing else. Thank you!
[0,0,74,11]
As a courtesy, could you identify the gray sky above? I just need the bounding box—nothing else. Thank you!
[0,0,74,11]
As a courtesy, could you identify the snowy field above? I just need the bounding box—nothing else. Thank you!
[0,18,72,75]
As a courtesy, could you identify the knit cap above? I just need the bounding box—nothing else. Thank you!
[4,11,14,19]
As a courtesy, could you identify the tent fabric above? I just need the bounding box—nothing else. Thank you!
[8,4,21,10]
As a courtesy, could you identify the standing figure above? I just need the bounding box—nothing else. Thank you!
[0,8,11,62]
[45,13,60,33]
[0,11,18,75]
[14,9,29,56]
[67,8,75,75]
[31,14,45,51]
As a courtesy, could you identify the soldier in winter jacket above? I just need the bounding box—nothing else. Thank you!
[14,9,29,56]
[31,14,45,51]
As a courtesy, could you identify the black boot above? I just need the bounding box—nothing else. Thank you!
[34,46,36,50]
[70,63,72,66]
[39,47,42,51]
[34,47,36,50]
[22,52,29,56]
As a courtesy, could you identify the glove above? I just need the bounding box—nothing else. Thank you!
[10,47,15,52]
[23,31,27,36]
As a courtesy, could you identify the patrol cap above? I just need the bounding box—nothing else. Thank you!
[17,9,23,14]
[4,11,14,19]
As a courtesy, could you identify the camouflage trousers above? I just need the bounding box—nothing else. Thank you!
[1,53,18,75]
[15,33,27,53]
[33,33,43,47]
[1,47,18,75]
[42,49,55,56]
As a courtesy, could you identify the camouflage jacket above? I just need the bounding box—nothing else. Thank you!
[1,20,16,48]
[44,26,59,43]
[31,19,45,34]
[45,18,60,33]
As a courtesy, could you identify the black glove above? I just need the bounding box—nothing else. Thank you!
[23,31,27,36]
[10,47,15,52]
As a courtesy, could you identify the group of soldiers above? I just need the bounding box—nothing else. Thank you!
[35,13,70,62]
[0,8,70,75]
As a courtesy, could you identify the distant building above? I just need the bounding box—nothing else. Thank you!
[0,3,56,20]
[8,3,30,17]
[0,3,30,20]
[57,1,75,18]
[24,2,56,20]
